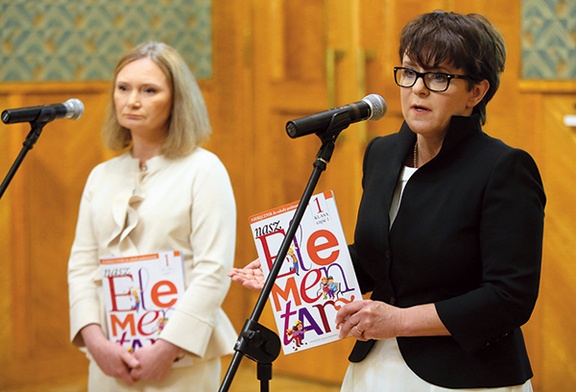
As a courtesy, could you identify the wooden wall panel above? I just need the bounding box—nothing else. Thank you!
[0,84,109,387]
[201,0,256,333]
[0,94,18,383]
[539,95,576,390]
[25,92,106,358]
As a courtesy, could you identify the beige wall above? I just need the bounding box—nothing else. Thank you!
[1,1,575,390]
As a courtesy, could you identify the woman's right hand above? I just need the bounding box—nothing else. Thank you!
[228,259,265,290]
[81,324,141,385]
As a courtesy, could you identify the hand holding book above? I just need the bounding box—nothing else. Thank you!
[235,190,363,354]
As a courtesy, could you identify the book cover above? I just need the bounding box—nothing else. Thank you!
[249,190,362,354]
[100,250,186,353]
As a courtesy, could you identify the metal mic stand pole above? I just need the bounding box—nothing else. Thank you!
[0,121,48,200]
[218,112,351,392]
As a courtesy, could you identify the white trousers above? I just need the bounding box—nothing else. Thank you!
[340,338,533,392]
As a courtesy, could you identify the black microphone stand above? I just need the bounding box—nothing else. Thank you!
[0,120,48,200]
[219,111,353,392]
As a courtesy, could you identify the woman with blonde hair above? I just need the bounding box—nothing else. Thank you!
[68,42,237,391]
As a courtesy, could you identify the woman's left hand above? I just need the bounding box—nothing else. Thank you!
[335,299,404,341]
[130,339,183,381]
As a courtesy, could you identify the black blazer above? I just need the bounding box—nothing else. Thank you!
[348,115,546,388]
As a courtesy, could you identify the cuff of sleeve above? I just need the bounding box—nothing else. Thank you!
[69,298,102,347]
[435,300,489,354]
[159,310,213,358]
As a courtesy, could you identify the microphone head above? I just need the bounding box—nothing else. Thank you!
[64,98,84,120]
[362,94,387,121]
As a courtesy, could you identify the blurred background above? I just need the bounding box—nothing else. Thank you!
[0,0,575,390]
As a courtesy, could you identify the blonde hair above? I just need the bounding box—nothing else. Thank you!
[102,42,211,157]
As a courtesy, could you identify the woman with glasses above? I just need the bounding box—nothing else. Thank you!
[229,11,545,391]
[334,11,545,391]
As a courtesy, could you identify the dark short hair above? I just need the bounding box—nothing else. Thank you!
[399,11,506,125]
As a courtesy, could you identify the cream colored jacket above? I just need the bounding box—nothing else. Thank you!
[68,148,237,362]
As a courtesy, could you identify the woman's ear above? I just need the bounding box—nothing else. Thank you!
[467,79,490,109]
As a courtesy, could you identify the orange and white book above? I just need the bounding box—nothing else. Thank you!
[249,190,362,354]
[100,250,186,353]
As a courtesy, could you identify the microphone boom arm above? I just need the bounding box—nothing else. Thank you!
[0,116,51,200]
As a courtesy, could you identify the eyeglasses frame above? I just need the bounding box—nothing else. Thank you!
[393,66,473,93]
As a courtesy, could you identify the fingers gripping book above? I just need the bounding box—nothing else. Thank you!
[249,190,362,355]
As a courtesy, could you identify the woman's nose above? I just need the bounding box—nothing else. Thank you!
[127,91,141,106]
[412,76,429,94]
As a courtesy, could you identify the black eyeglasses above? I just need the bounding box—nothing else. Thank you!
[393,67,472,92]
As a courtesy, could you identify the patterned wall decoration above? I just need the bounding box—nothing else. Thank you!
[521,0,576,80]
[0,0,212,82]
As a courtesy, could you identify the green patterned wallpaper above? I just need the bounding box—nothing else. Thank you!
[1,1,573,82]
[522,0,576,79]
[0,0,212,82]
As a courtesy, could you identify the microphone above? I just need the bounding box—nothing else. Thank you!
[286,94,386,138]
[1,98,84,124]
